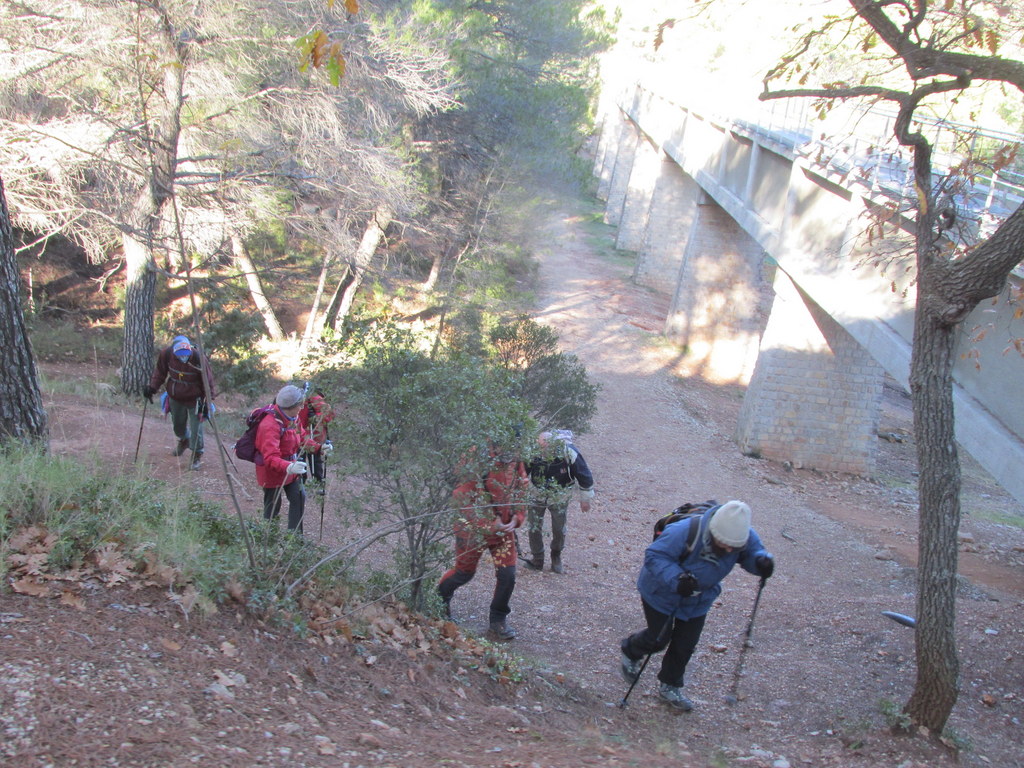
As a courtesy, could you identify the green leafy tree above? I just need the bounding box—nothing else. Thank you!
[489,315,599,435]
[756,0,1024,733]
[310,322,530,611]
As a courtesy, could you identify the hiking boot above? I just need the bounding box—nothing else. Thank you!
[550,554,564,574]
[173,437,190,456]
[620,652,642,684]
[190,452,203,471]
[488,620,516,641]
[521,556,543,571]
[658,683,694,712]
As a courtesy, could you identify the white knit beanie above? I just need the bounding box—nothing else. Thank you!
[708,501,751,548]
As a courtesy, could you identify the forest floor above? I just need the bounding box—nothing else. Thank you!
[4,195,1024,768]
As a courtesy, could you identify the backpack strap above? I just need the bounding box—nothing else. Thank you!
[679,506,717,564]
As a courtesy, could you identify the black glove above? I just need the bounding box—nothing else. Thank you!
[142,385,156,403]
[676,572,699,597]
[196,399,209,420]
[755,554,775,579]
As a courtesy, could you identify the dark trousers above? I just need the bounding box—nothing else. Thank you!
[263,480,305,532]
[300,450,326,483]
[437,529,518,624]
[622,599,707,687]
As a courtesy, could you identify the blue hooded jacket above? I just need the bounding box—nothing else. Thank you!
[637,508,768,619]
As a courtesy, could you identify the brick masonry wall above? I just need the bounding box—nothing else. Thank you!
[633,159,701,292]
[605,123,639,227]
[735,271,884,474]
[617,135,661,252]
[664,199,774,383]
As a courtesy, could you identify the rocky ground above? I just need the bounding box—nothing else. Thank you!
[4,198,1023,768]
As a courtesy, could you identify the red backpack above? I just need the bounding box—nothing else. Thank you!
[233,405,284,465]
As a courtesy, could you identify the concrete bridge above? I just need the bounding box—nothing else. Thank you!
[592,84,1024,505]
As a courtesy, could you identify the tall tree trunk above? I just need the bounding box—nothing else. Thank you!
[232,234,284,341]
[0,175,47,444]
[301,248,335,348]
[322,264,352,333]
[332,204,393,329]
[120,10,186,396]
[906,297,961,731]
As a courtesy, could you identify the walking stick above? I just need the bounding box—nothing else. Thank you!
[618,615,673,709]
[725,576,767,706]
[134,399,149,464]
[318,462,327,541]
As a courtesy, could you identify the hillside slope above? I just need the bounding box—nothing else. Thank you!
[5,196,1023,768]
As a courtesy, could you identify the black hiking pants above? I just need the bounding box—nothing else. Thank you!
[622,599,707,687]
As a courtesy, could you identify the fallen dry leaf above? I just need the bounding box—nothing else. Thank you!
[159,637,182,652]
[58,590,86,610]
[11,577,51,597]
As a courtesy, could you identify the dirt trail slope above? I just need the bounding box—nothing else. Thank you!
[450,202,1024,767]
[6,199,1023,768]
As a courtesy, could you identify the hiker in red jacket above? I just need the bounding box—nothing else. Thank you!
[143,335,216,471]
[297,391,334,487]
[256,384,308,533]
[438,447,529,641]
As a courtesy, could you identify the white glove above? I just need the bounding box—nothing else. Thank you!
[321,440,334,457]
[286,461,308,476]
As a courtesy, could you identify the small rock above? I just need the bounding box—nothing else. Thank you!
[773,759,791,768]
[203,682,235,700]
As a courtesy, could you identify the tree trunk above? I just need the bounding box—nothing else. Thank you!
[119,13,186,396]
[0,175,48,443]
[322,264,352,333]
[332,204,393,329]
[906,291,961,731]
[232,234,284,341]
[300,248,335,348]
[422,250,443,292]
[903,141,961,731]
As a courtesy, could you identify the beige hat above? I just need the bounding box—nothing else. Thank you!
[708,501,751,548]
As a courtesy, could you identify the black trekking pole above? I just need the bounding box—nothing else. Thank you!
[724,576,767,706]
[318,453,327,541]
[133,398,149,464]
[618,616,673,709]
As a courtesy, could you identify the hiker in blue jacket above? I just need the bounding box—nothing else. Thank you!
[619,500,774,711]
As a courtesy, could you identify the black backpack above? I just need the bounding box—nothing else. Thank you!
[234,405,284,465]
[652,500,719,558]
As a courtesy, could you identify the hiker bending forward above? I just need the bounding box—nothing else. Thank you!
[438,451,529,641]
[256,385,308,533]
[620,500,774,711]
[523,431,595,574]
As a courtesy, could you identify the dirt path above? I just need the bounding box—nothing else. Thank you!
[448,201,1024,767]
[20,199,1024,768]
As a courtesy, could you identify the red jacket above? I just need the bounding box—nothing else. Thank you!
[297,394,333,453]
[254,405,301,489]
[149,346,216,404]
[453,457,529,534]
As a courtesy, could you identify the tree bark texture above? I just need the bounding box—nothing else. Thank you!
[906,294,961,731]
[120,12,186,395]
[232,234,284,341]
[332,205,393,329]
[0,175,48,443]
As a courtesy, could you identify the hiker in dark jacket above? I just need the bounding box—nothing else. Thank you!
[522,431,595,574]
[619,500,774,711]
[143,335,216,471]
